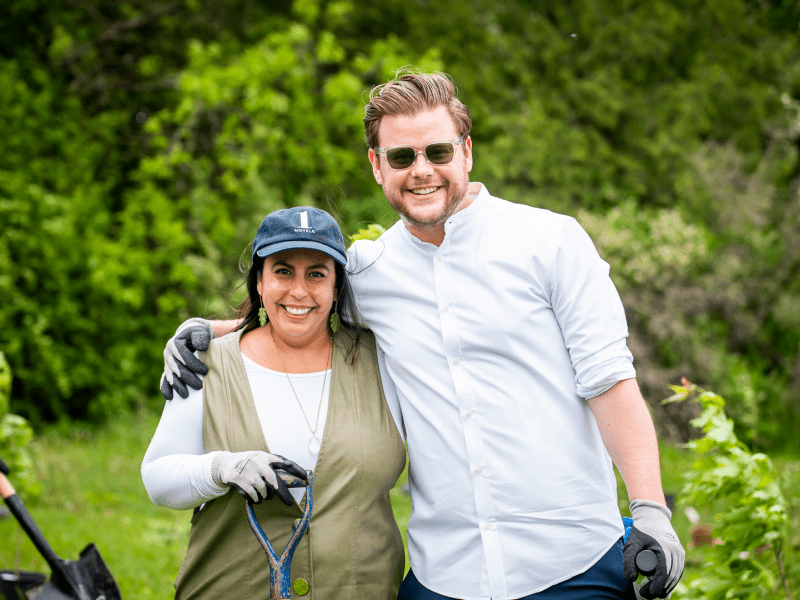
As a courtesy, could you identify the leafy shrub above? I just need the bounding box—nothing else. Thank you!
[666,380,791,598]
[0,351,38,500]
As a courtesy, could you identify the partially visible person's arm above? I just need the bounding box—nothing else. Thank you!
[589,377,685,598]
[210,319,239,338]
[587,377,664,504]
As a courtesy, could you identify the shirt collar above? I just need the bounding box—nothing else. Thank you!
[445,182,488,229]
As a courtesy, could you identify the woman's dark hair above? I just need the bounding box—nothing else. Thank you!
[235,255,366,364]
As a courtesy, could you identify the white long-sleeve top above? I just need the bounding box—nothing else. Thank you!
[347,184,636,599]
[142,351,403,508]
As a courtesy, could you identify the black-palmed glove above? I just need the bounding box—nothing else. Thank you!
[210,451,307,506]
[160,318,214,400]
[624,499,685,598]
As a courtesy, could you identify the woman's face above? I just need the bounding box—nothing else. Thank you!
[257,248,337,347]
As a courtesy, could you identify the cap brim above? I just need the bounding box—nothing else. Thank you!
[255,240,347,266]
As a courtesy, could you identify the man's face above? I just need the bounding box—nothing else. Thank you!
[369,105,473,245]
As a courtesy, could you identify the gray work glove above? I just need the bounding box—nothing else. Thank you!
[624,499,685,598]
[210,451,307,506]
[160,318,214,400]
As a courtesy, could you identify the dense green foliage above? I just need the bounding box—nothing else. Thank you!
[665,381,791,597]
[1,0,799,451]
[0,352,38,500]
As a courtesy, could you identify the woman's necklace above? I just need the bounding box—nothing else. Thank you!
[269,326,332,456]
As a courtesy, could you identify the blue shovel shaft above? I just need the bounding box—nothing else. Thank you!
[246,471,313,600]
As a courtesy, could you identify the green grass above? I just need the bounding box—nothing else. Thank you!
[1,415,188,599]
[1,416,798,599]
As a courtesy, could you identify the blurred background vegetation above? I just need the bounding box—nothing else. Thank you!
[1,0,799,454]
[2,1,800,596]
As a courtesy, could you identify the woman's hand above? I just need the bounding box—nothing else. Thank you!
[210,451,308,506]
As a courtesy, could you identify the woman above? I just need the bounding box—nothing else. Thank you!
[142,207,406,599]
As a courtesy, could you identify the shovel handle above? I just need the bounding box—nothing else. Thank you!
[276,471,307,489]
[246,470,314,600]
[622,516,659,577]
[0,460,65,575]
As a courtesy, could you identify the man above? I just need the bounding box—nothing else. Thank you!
[161,70,684,599]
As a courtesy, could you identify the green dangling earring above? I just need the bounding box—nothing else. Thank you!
[258,299,267,327]
[329,300,341,335]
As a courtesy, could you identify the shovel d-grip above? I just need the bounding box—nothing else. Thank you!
[245,471,313,600]
[623,516,660,600]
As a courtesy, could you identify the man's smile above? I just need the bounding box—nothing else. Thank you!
[409,186,440,195]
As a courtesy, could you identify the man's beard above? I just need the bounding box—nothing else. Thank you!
[383,172,470,231]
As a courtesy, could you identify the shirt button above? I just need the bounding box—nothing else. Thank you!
[484,523,491,530]
[465,412,471,418]
[443,305,450,311]
[453,359,459,365]
[475,468,481,474]
[437,255,444,261]
[293,578,310,595]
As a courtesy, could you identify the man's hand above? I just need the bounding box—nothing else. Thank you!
[210,451,308,506]
[160,318,214,400]
[623,499,685,598]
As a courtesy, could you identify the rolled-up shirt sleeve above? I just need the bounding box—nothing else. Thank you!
[548,218,636,399]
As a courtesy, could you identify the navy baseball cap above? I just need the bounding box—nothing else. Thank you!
[252,206,347,266]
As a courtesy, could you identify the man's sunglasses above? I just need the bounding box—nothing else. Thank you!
[374,136,466,170]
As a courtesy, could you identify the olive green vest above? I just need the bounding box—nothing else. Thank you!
[174,328,406,599]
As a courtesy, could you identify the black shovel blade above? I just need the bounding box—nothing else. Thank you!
[59,544,121,600]
[0,570,47,600]
[21,545,121,600]
[20,580,73,600]
[71,544,121,600]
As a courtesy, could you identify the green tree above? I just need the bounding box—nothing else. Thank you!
[1,0,799,454]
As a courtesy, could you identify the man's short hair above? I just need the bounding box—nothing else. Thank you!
[363,68,472,149]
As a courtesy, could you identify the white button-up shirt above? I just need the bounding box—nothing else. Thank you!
[349,185,636,599]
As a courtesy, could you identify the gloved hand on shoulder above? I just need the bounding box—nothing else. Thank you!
[160,317,214,400]
[623,499,685,599]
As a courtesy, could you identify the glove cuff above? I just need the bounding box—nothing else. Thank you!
[630,498,672,521]
[176,317,215,339]
[209,451,231,486]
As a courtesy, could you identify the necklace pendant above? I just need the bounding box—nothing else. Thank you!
[308,436,322,456]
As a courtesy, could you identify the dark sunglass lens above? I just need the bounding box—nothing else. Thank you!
[425,143,455,164]
[386,147,416,169]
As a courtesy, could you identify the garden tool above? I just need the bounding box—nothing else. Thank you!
[0,457,122,600]
[245,471,313,600]
[623,516,662,600]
